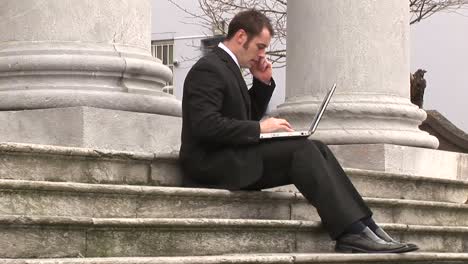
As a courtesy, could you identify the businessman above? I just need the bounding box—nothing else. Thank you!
[180,9,418,253]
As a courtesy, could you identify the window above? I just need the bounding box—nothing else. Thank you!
[151,40,174,94]
[201,35,225,55]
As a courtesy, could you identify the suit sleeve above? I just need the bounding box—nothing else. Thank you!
[249,77,276,121]
[184,64,260,145]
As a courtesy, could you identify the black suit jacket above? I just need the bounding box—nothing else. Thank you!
[180,47,275,190]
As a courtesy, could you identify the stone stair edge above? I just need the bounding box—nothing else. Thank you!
[1,142,467,187]
[0,142,177,161]
[0,142,468,185]
[345,168,468,186]
[0,179,297,200]
[2,253,468,264]
[1,215,468,233]
[1,178,467,209]
[0,215,318,229]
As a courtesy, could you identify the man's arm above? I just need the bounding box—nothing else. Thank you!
[184,65,260,145]
[249,77,275,121]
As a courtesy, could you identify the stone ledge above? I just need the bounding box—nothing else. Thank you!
[0,252,468,264]
[1,141,467,184]
[0,216,466,257]
[330,144,468,181]
[1,178,466,206]
[0,143,466,203]
[277,168,468,203]
[346,168,468,186]
[2,142,467,185]
[421,110,468,153]
[1,215,468,234]
[1,253,468,264]
[1,179,468,226]
[0,142,181,186]
[1,178,466,208]
[0,142,176,161]
[0,215,320,230]
[0,179,296,200]
[0,107,182,153]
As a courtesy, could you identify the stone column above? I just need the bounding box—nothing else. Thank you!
[0,0,182,152]
[276,0,438,149]
[0,0,180,116]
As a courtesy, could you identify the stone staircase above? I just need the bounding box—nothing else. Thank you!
[0,142,467,263]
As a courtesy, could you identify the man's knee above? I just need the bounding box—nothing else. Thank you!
[308,139,333,159]
[289,139,330,160]
[310,139,326,147]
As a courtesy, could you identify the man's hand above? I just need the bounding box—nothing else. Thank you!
[260,118,294,133]
[250,57,272,84]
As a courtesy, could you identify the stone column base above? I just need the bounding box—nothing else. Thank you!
[0,107,181,153]
[275,95,439,149]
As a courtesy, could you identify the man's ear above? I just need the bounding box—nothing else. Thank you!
[235,29,247,46]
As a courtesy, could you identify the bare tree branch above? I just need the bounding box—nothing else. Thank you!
[410,0,468,25]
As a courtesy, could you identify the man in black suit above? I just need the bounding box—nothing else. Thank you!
[180,9,418,253]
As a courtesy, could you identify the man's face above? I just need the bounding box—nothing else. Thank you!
[238,27,271,68]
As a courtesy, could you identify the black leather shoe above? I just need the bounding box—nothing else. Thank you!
[335,227,408,253]
[374,227,419,253]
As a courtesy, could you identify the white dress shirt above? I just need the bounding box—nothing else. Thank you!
[218,42,240,68]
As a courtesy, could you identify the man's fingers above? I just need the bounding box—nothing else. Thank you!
[262,59,271,72]
[280,125,294,132]
[262,60,268,71]
[278,119,292,129]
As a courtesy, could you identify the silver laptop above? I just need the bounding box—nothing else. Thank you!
[260,83,337,140]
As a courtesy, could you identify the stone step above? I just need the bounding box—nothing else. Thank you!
[0,216,467,258]
[0,143,467,204]
[1,253,468,264]
[1,180,467,227]
[0,180,468,226]
[326,169,468,204]
[0,142,181,186]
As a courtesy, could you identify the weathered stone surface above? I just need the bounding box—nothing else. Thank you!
[0,216,467,258]
[0,107,181,153]
[347,169,468,204]
[1,143,467,205]
[0,152,149,184]
[295,231,334,253]
[292,198,468,226]
[329,144,468,181]
[0,226,86,258]
[86,229,296,257]
[136,195,291,220]
[421,109,468,154]
[271,168,468,204]
[459,154,468,181]
[1,179,467,226]
[150,159,183,186]
[384,224,468,253]
[0,180,294,219]
[294,252,468,264]
[2,253,468,264]
[0,142,184,185]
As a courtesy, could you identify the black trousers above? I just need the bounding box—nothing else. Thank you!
[242,138,372,239]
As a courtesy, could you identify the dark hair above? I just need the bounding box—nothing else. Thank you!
[226,9,274,42]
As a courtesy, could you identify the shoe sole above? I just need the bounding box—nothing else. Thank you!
[335,243,411,254]
[397,244,420,253]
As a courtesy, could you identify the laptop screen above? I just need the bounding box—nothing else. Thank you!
[308,83,337,133]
